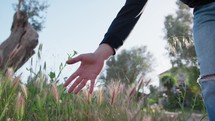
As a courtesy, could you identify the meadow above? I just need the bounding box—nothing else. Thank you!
[0,69,208,121]
[0,46,208,121]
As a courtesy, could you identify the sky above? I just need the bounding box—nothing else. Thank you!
[0,0,187,86]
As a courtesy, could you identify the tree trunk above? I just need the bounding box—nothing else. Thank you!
[0,12,38,73]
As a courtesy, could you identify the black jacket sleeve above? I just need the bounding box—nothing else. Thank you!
[100,0,148,54]
[180,0,215,8]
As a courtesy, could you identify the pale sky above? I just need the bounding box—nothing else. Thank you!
[0,0,190,86]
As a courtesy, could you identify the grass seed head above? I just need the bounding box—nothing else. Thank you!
[16,92,25,119]
[20,83,28,99]
[51,83,59,104]
[6,68,14,81]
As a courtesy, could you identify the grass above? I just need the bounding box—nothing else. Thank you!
[0,45,207,121]
[0,68,208,121]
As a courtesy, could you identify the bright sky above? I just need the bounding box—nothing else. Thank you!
[0,0,189,86]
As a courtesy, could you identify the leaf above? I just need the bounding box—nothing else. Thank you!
[43,62,46,71]
[67,50,78,60]
[49,72,56,80]
[59,63,63,71]
[39,44,43,51]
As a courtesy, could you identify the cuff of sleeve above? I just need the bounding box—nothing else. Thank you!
[100,34,123,55]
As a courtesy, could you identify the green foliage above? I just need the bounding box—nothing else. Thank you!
[0,44,206,120]
[48,50,77,83]
[0,73,207,121]
[159,66,205,112]
[0,73,22,121]
[102,46,154,86]
[0,45,205,120]
[13,0,49,31]
[0,74,151,120]
[147,85,159,105]
[160,74,176,91]
[163,1,197,67]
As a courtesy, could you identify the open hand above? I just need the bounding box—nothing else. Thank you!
[64,53,105,94]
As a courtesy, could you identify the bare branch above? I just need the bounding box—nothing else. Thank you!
[17,0,22,19]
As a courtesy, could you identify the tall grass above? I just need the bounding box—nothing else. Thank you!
[0,45,207,121]
[0,71,207,121]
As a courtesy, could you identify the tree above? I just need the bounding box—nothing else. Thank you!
[13,0,49,32]
[100,46,154,86]
[163,0,197,67]
[159,67,204,111]
[160,74,176,94]
[159,74,180,110]
[0,0,48,73]
[162,1,205,110]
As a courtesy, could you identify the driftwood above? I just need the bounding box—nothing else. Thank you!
[0,11,38,73]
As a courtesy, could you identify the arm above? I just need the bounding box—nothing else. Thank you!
[100,0,148,54]
[64,0,148,94]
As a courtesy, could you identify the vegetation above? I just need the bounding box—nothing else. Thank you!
[159,66,204,111]
[0,0,208,121]
[0,44,207,121]
[100,46,154,86]
[0,71,208,121]
[163,0,196,67]
[13,0,49,31]
[0,0,49,73]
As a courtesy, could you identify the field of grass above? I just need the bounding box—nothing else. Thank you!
[0,67,208,121]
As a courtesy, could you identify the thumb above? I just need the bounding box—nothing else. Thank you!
[66,55,82,64]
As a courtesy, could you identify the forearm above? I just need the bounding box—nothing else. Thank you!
[100,0,148,54]
[94,44,114,60]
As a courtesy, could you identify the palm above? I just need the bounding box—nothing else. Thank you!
[64,53,104,94]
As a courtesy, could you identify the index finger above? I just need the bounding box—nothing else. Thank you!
[64,71,79,87]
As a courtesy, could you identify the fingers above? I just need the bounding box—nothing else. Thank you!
[66,55,82,64]
[66,77,95,94]
[74,79,88,94]
[67,76,83,93]
[64,71,79,87]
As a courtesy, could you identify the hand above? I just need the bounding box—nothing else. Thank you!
[64,53,105,94]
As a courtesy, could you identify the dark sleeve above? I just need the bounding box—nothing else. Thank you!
[180,0,213,8]
[100,0,148,54]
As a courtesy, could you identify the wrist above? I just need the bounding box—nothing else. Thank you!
[94,44,114,60]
